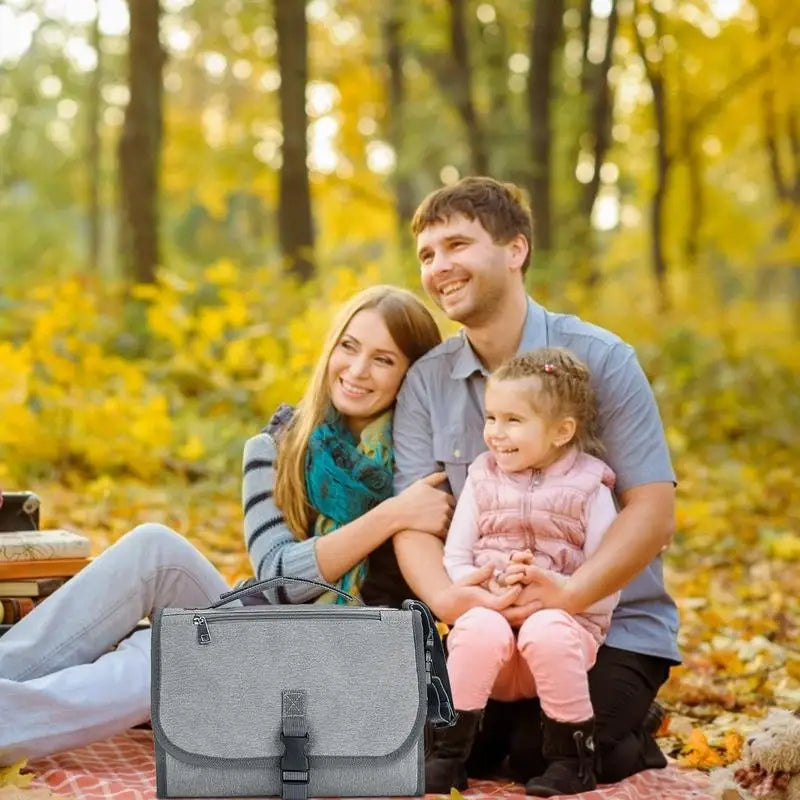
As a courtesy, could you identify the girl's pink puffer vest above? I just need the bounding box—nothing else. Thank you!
[470,447,616,643]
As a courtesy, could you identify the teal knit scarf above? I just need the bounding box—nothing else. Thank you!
[305,408,394,603]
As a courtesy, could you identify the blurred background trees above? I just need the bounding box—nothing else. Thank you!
[0,0,797,496]
[0,0,797,301]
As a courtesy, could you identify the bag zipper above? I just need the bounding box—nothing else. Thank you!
[191,609,381,645]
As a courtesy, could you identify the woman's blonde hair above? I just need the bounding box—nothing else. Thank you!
[490,347,604,457]
[274,285,441,538]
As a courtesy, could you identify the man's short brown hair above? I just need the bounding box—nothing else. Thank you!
[411,176,533,273]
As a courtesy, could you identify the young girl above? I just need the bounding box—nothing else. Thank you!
[427,347,619,798]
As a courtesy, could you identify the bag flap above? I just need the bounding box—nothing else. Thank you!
[151,606,426,764]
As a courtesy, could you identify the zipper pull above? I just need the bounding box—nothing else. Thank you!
[193,614,211,644]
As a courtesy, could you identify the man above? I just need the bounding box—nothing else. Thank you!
[391,177,680,793]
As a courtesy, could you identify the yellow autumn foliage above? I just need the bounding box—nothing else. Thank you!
[0,262,387,483]
[680,729,725,769]
[1,260,797,517]
[0,760,34,789]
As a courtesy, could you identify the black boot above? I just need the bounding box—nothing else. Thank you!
[597,727,667,782]
[507,698,547,783]
[641,700,668,770]
[643,701,666,735]
[525,715,596,797]
[425,709,483,793]
[596,701,668,782]
[465,700,515,779]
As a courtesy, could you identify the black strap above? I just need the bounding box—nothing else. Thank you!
[211,576,363,608]
[402,600,457,728]
[281,690,309,800]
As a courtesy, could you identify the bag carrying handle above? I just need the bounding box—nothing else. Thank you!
[403,599,457,728]
[211,579,455,727]
[212,576,364,608]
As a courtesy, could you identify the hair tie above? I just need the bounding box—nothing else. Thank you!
[543,363,555,374]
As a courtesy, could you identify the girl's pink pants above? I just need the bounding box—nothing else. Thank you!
[446,607,598,723]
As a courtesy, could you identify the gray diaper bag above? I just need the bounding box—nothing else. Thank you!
[150,576,456,799]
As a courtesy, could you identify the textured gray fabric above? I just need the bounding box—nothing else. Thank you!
[152,605,427,797]
[159,739,423,798]
[283,782,307,800]
[282,690,308,737]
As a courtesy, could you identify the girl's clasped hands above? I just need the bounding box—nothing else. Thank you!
[485,548,568,596]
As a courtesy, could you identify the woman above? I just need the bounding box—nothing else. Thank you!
[0,285,450,764]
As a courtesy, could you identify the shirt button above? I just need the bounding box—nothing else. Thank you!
[453,449,461,458]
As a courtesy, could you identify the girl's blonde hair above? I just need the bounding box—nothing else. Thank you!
[274,285,441,538]
[490,347,604,456]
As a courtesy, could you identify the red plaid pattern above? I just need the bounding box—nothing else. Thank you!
[735,764,792,797]
[27,729,716,800]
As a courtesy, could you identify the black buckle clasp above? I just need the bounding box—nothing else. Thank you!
[280,690,309,800]
[281,733,309,785]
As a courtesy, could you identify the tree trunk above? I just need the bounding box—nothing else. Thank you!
[118,0,163,284]
[650,78,670,308]
[576,0,618,285]
[275,0,314,281]
[678,64,702,267]
[789,110,800,202]
[578,1,618,222]
[579,0,592,86]
[527,0,564,255]
[683,137,703,267]
[448,0,489,175]
[485,15,509,132]
[757,17,800,332]
[383,8,415,244]
[784,113,800,338]
[87,0,103,273]
[633,2,670,309]
[762,84,789,201]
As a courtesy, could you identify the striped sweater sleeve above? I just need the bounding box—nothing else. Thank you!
[241,433,327,603]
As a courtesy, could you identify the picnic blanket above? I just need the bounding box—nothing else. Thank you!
[25,729,713,800]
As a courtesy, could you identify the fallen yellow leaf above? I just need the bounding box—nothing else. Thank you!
[679,728,724,769]
[724,730,744,762]
[654,713,671,737]
[786,657,800,682]
[0,760,34,789]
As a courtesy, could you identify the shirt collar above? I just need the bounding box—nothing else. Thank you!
[450,297,549,380]
[450,330,486,379]
[518,296,549,352]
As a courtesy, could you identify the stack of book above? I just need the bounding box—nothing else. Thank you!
[0,529,91,633]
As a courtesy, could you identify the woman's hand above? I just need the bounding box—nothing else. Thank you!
[386,472,455,539]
